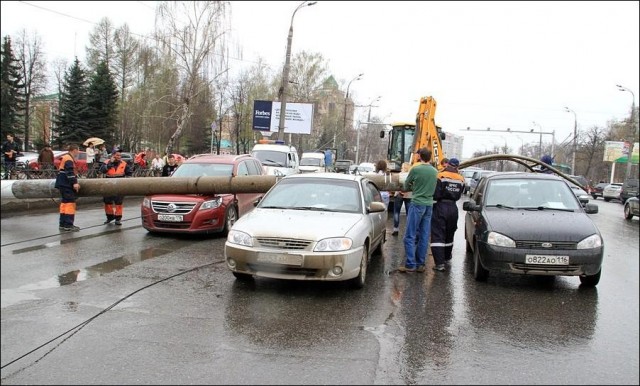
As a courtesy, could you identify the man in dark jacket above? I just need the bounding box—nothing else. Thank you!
[54,144,81,232]
[2,133,21,179]
[430,157,465,271]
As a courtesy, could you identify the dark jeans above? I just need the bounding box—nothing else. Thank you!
[393,195,411,228]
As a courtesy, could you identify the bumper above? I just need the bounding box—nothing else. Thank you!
[477,242,603,276]
[140,207,225,234]
[225,243,364,281]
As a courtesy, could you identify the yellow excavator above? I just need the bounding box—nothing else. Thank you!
[380,96,447,173]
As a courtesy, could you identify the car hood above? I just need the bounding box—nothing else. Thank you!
[146,193,224,201]
[233,208,363,240]
[484,209,599,241]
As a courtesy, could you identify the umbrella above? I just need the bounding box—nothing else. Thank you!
[83,137,105,146]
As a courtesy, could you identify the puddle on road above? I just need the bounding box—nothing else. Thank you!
[1,242,188,309]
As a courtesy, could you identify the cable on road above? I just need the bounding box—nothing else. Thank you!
[0,258,225,370]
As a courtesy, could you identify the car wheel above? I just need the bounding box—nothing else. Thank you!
[624,204,633,220]
[233,272,253,282]
[591,194,597,199]
[579,269,601,287]
[473,242,489,282]
[223,205,238,235]
[350,246,368,289]
[604,198,611,202]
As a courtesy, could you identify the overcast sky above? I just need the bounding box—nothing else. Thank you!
[1,1,638,158]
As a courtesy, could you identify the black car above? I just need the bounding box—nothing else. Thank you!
[334,159,353,174]
[463,172,603,286]
[590,182,609,199]
[620,178,639,203]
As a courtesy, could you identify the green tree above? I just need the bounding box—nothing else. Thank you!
[55,58,90,147]
[87,60,119,145]
[0,35,25,140]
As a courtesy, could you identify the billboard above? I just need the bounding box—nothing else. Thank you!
[252,100,313,134]
[604,141,639,163]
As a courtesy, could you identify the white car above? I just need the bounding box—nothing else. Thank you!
[602,183,623,202]
[225,173,387,288]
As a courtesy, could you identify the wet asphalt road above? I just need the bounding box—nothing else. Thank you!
[1,197,638,385]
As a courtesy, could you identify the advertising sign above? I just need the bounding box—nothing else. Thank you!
[604,141,639,163]
[252,100,313,134]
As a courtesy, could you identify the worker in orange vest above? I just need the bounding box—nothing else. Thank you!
[99,148,133,225]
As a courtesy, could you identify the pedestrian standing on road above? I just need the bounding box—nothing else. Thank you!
[99,148,133,225]
[2,133,20,179]
[54,144,81,232]
[37,143,55,170]
[324,148,333,172]
[392,163,412,236]
[399,147,438,273]
[439,157,449,171]
[161,154,179,176]
[85,142,95,172]
[430,157,465,272]
[151,154,165,176]
[375,159,390,207]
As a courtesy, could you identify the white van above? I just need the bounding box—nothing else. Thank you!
[251,141,300,176]
[299,152,326,173]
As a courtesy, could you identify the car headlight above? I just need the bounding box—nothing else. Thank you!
[577,234,602,249]
[486,231,516,248]
[200,198,222,210]
[227,230,253,247]
[314,237,352,252]
[142,197,151,208]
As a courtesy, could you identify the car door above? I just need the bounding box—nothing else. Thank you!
[465,176,488,250]
[363,181,385,248]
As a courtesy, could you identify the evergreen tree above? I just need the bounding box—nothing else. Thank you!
[0,35,25,139]
[55,58,91,147]
[87,60,118,145]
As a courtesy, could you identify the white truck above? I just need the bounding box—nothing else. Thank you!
[250,140,300,176]
[299,152,326,173]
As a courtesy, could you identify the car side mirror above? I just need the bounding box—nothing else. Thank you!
[368,201,387,213]
[584,203,598,214]
[463,201,479,212]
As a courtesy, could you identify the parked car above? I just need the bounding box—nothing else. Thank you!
[468,170,495,196]
[620,178,639,203]
[461,167,484,194]
[463,172,603,287]
[602,183,623,202]
[568,174,589,190]
[624,197,640,220]
[624,197,639,220]
[299,152,326,173]
[225,173,387,288]
[52,151,89,175]
[590,182,609,200]
[567,183,590,206]
[334,159,353,174]
[140,154,265,235]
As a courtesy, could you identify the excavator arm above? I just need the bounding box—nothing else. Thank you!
[411,96,446,168]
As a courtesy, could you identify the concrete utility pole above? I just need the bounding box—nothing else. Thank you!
[617,84,637,181]
[277,1,317,143]
[564,107,578,174]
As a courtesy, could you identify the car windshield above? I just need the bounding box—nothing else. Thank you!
[484,179,581,210]
[251,150,287,166]
[300,158,322,166]
[259,178,362,213]
[171,163,233,177]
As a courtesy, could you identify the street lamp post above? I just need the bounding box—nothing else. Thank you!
[277,1,317,143]
[356,96,381,164]
[616,84,637,181]
[564,107,577,174]
[334,73,363,148]
[532,121,543,158]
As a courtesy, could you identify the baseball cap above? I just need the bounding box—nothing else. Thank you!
[448,158,460,167]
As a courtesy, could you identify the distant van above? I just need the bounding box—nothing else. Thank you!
[250,141,300,176]
[299,152,326,173]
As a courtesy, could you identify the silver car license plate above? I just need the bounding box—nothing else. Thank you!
[257,253,303,266]
[158,214,183,222]
[525,255,569,265]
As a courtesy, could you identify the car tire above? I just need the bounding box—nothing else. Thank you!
[350,246,368,289]
[223,205,238,235]
[591,194,597,199]
[233,272,253,282]
[624,204,633,220]
[604,198,611,202]
[579,269,601,287]
[473,242,489,282]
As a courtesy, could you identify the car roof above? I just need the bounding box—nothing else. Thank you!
[183,153,254,164]
[484,171,563,181]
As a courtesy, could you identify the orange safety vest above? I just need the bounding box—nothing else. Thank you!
[57,153,77,175]
[106,161,127,178]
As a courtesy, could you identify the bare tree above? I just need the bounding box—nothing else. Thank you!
[113,24,140,150]
[86,17,115,72]
[154,1,231,155]
[15,29,47,149]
